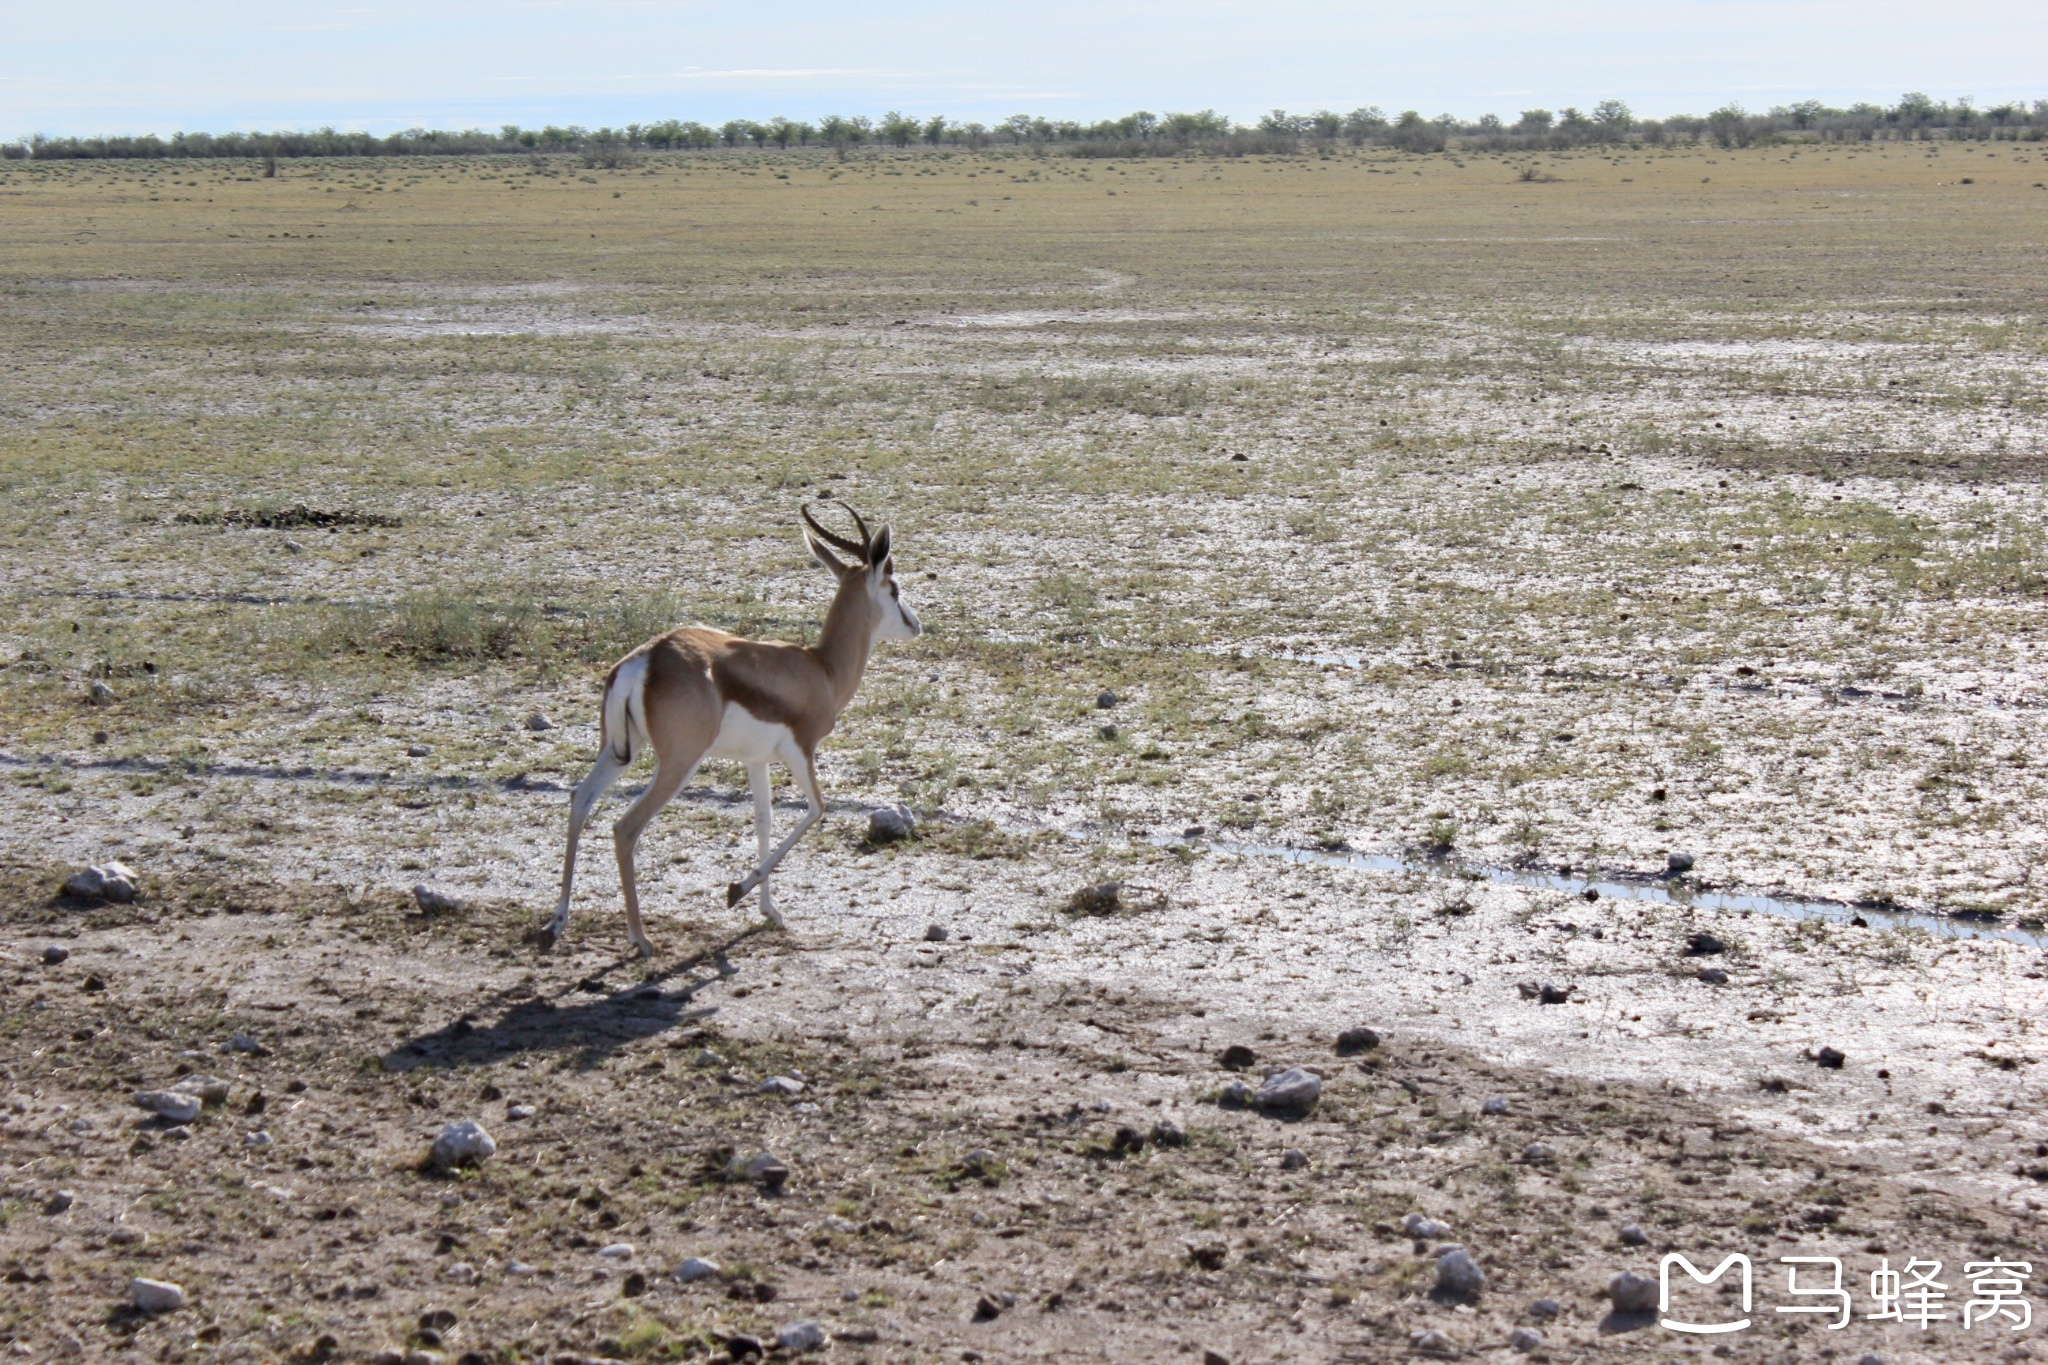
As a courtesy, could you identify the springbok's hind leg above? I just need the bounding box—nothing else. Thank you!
[546,746,627,950]
[747,762,785,928]
[612,760,694,957]
[727,746,824,912]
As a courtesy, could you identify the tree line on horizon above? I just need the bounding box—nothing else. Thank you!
[10,94,2046,162]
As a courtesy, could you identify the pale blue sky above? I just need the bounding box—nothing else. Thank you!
[6,1,2042,139]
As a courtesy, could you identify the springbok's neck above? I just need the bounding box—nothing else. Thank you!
[811,577,876,710]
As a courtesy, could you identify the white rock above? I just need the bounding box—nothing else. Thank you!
[596,1243,635,1259]
[820,1215,858,1233]
[133,1091,202,1123]
[674,1257,721,1283]
[442,1262,476,1283]
[775,1321,828,1353]
[506,1104,536,1120]
[1408,1330,1454,1353]
[1435,1247,1487,1299]
[65,863,137,902]
[244,1130,273,1148]
[1509,1327,1544,1352]
[1522,1141,1556,1163]
[87,680,115,705]
[412,885,462,915]
[1609,1270,1659,1314]
[1218,1078,1256,1107]
[506,1260,538,1276]
[66,1117,94,1134]
[1255,1067,1321,1114]
[227,1032,270,1056]
[691,1049,727,1068]
[760,1075,805,1096]
[524,711,555,731]
[1482,1095,1509,1115]
[1619,1223,1649,1246]
[1401,1212,1452,1240]
[170,1075,229,1104]
[428,1120,496,1171]
[129,1278,185,1313]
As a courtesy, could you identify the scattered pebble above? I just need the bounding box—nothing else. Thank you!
[961,1148,1000,1172]
[64,862,138,903]
[1400,1212,1451,1240]
[1065,881,1123,915]
[760,1076,805,1096]
[692,1049,728,1068]
[1435,1247,1486,1299]
[1202,1352,1230,1365]
[1528,1298,1560,1320]
[1217,1044,1257,1070]
[867,806,917,845]
[738,1151,790,1191]
[1217,1078,1255,1108]
[1408,1330,1455,1353]
[428,1120,496,1171]
[244,1130,273,1149]
[412,885,462,915]
[1856,1356,1884,1365]
[506,1104,536,1120]
[972,1292,1005,1321]
[1256,1068,1321,1115]
[506,1260,538,1276]
[675,1257,721,1283]
[1686,932,1726,956]
[1522,1142,1556,1163]
[1817,1046,1847,1069]
[226,1031,271,1056]
[129,1278,185,1313]
[402,1352,442,1365]
[283,538,304,553]
[1666,851,1696,875]
[623,1269,648,1297]
[162,1125,193,1141]
[922,923,949,942]
[1280,1148,1308,1170]
[406,744,432,758]
[1096,689,1120,709]
[133,1091,203,1124]
[597,1243,635,1259]
[87,680,115,705]
[1609,1270,1659,1314]
[43,1190,74,1214]
[41,946,69,965]
[1335,1026,1380,1055]
[441,1263,476,1283]
[1509,1326,1543,1352]
[523,710,554,731]
[171,1075,230,1104]
[65,1117,93,1134]
[1698,967,1729,985]
[1619,1224,1649,1246]
[1150,1119,1187,1147]
[1481,1096,1509,1115]
[725,1334,764,1359]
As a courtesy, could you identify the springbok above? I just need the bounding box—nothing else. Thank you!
[545,502,921,955]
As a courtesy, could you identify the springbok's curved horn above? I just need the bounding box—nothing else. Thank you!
[801,503,868,560]
[825,499,873,550]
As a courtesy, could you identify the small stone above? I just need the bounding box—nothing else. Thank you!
[244,1130,273,1149]
[1218,1044,1257,1071]
[428,1120,496,1171]
[1522,1142,1556,1163]
[44,1190,75,1214]
[109,1226,144,1245]
[1539,983,1571,1005]
[1698,967,1729,985]
[171,1075,230,1104]
[760,1076,805,1096]
[972,1292,1005,1321]
[65,862,138,902]
[1856,1356,1884,1365]
[1686,931,1726,956]
[1482,1096,1509,1115]
[163,1124,193,1141]
[597,1243,635,1259]
[129,1277,185,1313]
[133,1091,203,1123]
[739,1151,790,1191]
[1667,851,1696,875]
[623,1270,648,1297]
[1400,1212,1452,1240]
[1217,1078,1256,1108]
[283,538,304,553]
[1619,1223,1649,1246]
[1335,1026,1380,1055]
[1150,1119,1187,1147]
[1816,1046,1846,1069]
[692,1048,727,1068]
[1609,1270,1659,1314]
[1528,1297,1560,1320]
[1064,881,1122,915]
[1435,1247,1486,1299]
[506,1260,537,1276]
[441,1262,475,1283]
[923,923,948,942]
[412,885,462,915]
[42,946,69,965]
[506,1104,535,1120]
[1280,1148,1308,1170]
[675,1257,721,1283]
[88,680,115,705]
[55,1333,85,1357]
[1096,689,1120,709]
[523,711,555,731]
[725,1335,764,1359]
[407,744,432,758]
[1409,1330,1455,1353]
[228,1032,271,1056]
[1256,1068,1321,1115]
[867,806,917,845]
[402,1352,442,1365]
[1188,1243,1228,1270]
[1509,1326,1544,1352]
[66,1117,93,1133]
[1201,1352,1230,1365]
[961,1147,1000,1172]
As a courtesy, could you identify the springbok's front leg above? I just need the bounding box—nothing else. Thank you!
[746,762,784,928]
[727,746,824,916]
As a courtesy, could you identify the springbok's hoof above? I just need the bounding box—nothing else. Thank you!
[629,938,654,959]
[726,881,746,907]
[535,923,560,953]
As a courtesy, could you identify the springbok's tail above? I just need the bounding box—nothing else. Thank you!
[599,652,651,764]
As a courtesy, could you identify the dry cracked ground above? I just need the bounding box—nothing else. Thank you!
[4,141,2048,1363]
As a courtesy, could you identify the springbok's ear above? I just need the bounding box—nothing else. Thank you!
[806,532,851,576]
[867,525,892,569]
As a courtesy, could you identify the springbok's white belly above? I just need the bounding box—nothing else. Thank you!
[705,701,793,764]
